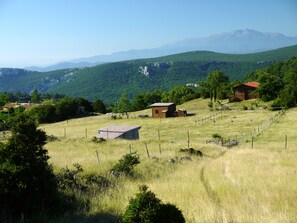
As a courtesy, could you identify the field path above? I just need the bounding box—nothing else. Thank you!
[199,150,227,207]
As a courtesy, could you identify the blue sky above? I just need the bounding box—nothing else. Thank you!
[0,0,296,67]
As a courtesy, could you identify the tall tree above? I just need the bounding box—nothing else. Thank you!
[116,91,132,116]
[31,88,41,103]
[206,70,229,102]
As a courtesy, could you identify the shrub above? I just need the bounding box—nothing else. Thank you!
[121,185,185,223]
[91,137,106,143]
[111,153,140,177]
[212,133,222,139]
[179,148,203,157]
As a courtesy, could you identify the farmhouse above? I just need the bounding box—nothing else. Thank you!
[150,103,187,118]
[231,82,260,101]
[96,125,141,140]
[2,102,41,111]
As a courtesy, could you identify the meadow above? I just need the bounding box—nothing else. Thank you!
[42,99,297,223]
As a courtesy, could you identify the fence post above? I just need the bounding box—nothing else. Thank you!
[159,144,162,155]
[129,144,132,153]
[85,129,88,139]
[95,150,99,164]
[145,143,150,158]
[187,130,190,149]
[252,137,254,149]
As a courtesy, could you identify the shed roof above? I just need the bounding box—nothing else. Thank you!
[97,125,141,139]
[150,103,174,107]
[98,125,141,133]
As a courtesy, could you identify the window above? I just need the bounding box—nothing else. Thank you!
[155,109,159,114]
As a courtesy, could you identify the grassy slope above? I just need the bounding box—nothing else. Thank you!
[42,99,297,222]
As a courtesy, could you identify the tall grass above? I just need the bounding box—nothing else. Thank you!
[42,99,297,222]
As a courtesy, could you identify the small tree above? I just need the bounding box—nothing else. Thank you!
[116,91,132,117]
[121,185,185,223]
[31,88,41,103]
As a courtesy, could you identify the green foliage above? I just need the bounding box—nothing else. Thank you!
[3,46,296,103]
[111,153,140,177]
[179,148,203,157]
[212,133,222,139]
[93,98,106,113]
[205,70,230,102]
[0,93,9,106]
[55,97,79,120]
[247,57,297,107]
[75,97,94,113]
[28,104,57,123]
[161,86,198,104]
[115,91,132,114]
[121,185,185,223]
[0,113,60,219]
[31,88,41,103]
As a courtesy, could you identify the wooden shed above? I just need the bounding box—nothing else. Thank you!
[151,103,187,118]
[96,126,141,140]
[231,82,260,101]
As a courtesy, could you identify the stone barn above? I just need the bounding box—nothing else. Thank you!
[96,126,141,140]
[150,103,187,118]
[231,82,260,101]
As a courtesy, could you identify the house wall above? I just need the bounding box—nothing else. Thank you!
[233,85,258,101]
[152,104,176,118]
[119,129,140,140]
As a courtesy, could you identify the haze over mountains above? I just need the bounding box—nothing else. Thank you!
[25,29,297,72]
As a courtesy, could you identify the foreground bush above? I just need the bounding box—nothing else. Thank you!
[121,185,185,223]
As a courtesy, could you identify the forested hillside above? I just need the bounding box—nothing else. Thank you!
[0,45,296,103]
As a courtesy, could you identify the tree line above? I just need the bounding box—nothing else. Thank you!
[246,56,297,108]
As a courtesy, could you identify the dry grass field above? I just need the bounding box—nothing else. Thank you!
[42,99,297,223]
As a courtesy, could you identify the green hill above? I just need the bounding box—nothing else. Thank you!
[0,45,296,102]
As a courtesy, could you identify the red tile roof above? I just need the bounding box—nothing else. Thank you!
[244,82,260,88]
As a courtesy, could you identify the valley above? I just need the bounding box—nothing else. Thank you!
[42,98,297,222]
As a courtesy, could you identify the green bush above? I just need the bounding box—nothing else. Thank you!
[212,133,222,139]
[121,185,185,223]
[111,153,140,177]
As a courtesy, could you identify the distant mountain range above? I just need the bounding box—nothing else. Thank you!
[1,44,297,103]
[25,29,297,72]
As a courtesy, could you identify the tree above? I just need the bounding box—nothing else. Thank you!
[0,113,59,219]
[31,88,41,103]
[55,97,79,120]
[28,104,57,123]
[75,97,94,113]
[116,91,132,116]
[206,70,230,102]
[133,93,147,111]
[0,93,9,106]
[161,86,197,104]
[93,99,106,114]
[257,70,283,101]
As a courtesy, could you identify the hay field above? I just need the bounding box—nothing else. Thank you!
[42,99,297,222]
